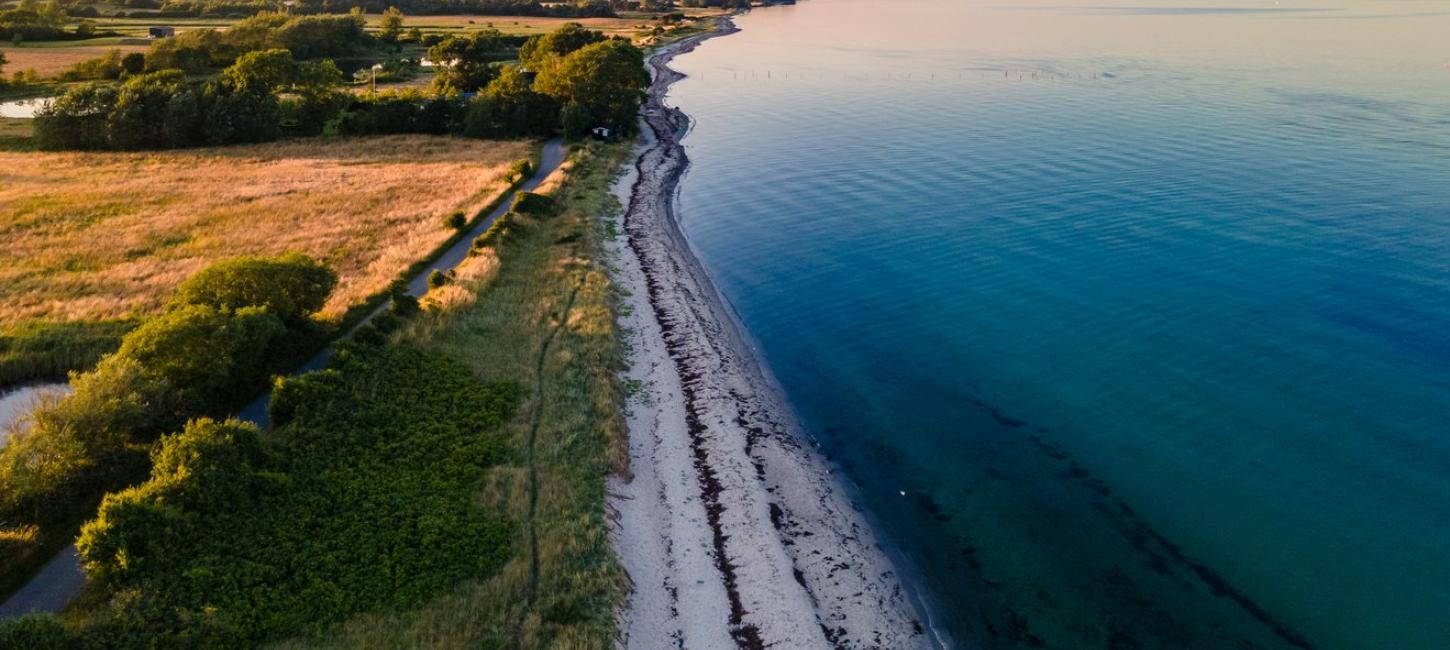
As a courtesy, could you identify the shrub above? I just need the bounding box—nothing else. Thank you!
[115,304,290,425]
[444,210,467,230]
[0,614,81,649]
[0,356,155,526]
[510,158,532,180]
[78,418,281,589]
[76,345,517,645]
[34,83,118,150]
[169,253,337,326]
[57,48,125,81]
[511,191,554,215]
[427,269,448,289]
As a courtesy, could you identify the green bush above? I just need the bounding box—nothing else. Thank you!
[511,191,554,215]
[427,269,448,289]
[444,210,467,230]
[0,254,337,593]
[78,345,518,645]
[115,304,291,426]
[169,253,337,326]
[0,614,82,649]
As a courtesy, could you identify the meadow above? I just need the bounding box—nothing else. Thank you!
[272,140,632,649]
[0,134,533,385]
[2,141,634,648]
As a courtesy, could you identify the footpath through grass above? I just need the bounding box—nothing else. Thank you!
[273,140,633,650]
[0,140,634,648]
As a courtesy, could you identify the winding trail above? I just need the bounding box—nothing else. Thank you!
[0,138,569,620]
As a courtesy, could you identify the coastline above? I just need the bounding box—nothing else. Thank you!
[607,18,941,649]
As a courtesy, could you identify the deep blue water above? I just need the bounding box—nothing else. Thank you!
[666,1,1450,648]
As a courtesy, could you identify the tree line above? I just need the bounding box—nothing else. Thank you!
[35,20,649,149]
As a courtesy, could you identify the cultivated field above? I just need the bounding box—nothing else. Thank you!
[0,43,149,77]
[0,135,533,326]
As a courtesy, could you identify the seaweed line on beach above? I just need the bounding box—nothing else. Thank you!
[609,17,938,650]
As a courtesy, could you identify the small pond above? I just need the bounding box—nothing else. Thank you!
[0,98,50,119]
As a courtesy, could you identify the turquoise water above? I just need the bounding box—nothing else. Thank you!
[667,1,1450,648]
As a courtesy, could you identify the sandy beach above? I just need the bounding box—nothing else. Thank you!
[606,20,938,650]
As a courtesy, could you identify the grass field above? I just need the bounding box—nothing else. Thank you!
[0,135,531,326]
[271,141,632,649]
[0,134,533,387]
[0,43,149,77]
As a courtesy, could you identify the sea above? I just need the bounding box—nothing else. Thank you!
[665,1,1450,647]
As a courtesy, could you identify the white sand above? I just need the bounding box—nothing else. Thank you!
[606,22,937,650]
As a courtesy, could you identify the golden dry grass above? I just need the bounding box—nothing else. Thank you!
[0,45,149,77]
[0,135,533,326]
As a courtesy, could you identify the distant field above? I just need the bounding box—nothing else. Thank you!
[0,135,532,326]
[0,43,149,76]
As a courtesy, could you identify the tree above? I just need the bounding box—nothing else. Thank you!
[222,48,300,94]
[426,29,507,93]
[518,22,604,69]
[559,100,591,140]
[170,253,337,326]
[120,52,146,76]
[463,64,559,138]
[107,69,187,149]
[115,304,288,421]
[379,6,404,43]
[77,418,277,589]
[34,83,119,150]
[534,40,648,132]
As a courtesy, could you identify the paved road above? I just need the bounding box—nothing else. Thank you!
[0,138,570,619]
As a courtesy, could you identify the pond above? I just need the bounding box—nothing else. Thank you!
[0,98,50,119]
[0,384,70,448]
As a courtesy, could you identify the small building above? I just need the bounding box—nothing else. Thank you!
[148,26,175,39]
[590,126,614,140]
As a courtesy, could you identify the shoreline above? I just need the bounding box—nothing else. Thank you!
[607,18,943,649]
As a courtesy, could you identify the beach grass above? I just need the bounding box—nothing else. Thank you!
[0,135,532,386]
[270,141,632,650]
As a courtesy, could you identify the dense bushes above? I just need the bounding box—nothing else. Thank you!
[74,343,518,645]
[35,49,343,149]
[33,22,647,150]
[0,1,68,41]
[146,11,371,71]
[170,253,336,325]
[426,28,512,93]
[462,63,560,138]
[334,89,465,135]
[0,254,336,595]
[511,190,554,215]
[0,614,81,649]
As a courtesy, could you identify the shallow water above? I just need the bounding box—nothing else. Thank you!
[668,1,1450,647]
[0,98,48,119]
[0,384,69,447]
